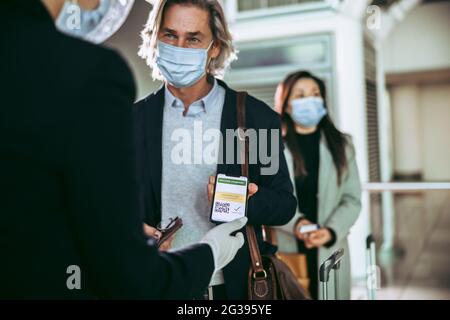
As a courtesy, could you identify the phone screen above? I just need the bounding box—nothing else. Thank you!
[210,174,248,223]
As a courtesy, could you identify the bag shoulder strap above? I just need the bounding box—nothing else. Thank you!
[236,91,266,277]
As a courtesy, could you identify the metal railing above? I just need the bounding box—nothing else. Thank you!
[363,182,450,250]
[360,182,450,300]
[363,182,450,193]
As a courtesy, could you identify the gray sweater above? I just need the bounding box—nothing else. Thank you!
[161,80,226,286]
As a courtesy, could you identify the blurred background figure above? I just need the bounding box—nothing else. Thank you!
[273,71,362,300]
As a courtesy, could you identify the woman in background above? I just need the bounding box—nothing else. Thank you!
[274,71,362,299]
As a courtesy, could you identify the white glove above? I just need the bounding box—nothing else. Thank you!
[200,217,247,272]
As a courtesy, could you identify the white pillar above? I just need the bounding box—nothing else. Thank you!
[381,91,396,250]
[376,41,396,252]
[334,15,370,285]
[340,0,373,19]
[224,0,237,23]
[391,85,423,178]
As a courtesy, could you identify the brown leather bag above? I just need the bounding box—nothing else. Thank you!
[264,227,311,293]
[236,92,310,300]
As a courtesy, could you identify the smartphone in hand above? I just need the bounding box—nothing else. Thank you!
[210,174,248,224]
[299,224,321,234]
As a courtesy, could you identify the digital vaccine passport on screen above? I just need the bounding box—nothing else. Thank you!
[210,174,248,223]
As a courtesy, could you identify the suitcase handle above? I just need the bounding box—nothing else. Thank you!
[319,248,345,283]
[366,234,375,250]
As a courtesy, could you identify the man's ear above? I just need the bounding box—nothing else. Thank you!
[210,40,221,60]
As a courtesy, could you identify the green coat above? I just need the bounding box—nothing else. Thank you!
[275,135,362,299]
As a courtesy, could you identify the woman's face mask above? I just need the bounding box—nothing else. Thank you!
[156,40,214,88]
[290,96,327,128]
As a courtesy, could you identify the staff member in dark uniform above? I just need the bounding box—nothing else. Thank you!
[0,0,246,299]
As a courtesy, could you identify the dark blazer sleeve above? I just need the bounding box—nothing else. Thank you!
[64,49,213,299]
[247,107,297,227]
[133,99,151,225]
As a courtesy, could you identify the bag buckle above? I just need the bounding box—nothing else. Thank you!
[253,270,268,280]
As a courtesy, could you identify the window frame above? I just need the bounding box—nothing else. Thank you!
[231,0,340,21]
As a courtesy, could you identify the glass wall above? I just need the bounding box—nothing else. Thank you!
[225,33,336,115]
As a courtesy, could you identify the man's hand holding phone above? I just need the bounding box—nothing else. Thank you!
[208,174,258,224]
[207,175,258,203]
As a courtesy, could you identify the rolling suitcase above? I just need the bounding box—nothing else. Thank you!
[319,248,345,300]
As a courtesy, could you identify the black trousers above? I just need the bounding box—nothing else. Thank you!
[297,239,319,300]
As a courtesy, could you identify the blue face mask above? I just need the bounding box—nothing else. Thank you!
[156,40,213,88]
[290,97,327,128]
[55,0,111,40]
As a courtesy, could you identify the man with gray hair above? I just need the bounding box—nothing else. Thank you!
[135,0,297,300]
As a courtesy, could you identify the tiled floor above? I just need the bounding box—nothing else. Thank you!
[374,190,450,300]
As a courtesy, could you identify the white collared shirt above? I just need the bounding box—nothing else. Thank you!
[164,78,223,117]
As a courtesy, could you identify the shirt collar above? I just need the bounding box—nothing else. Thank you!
[164,78,220,116]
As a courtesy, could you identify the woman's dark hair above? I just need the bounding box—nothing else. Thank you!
[280,71,348,185]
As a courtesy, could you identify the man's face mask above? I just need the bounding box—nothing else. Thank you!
[55,0,134,44]
[156,40,214,88]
